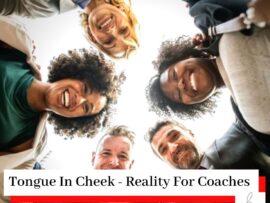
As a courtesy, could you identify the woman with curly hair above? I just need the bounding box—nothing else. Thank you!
[146,35,224,119]
[47,48,123,138]
[146,33,270,157]
[0,17,123,160]
[0,0,139,59]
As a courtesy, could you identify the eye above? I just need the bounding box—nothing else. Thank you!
[101,151,111,156]
[103,36,115,45]
[159,144,168,156]
[83,102,92,114]
[168,130,180,142]
[173,69,178,81]
[83,84,92,95]
[119,26,129,35]
[119,154,128,160]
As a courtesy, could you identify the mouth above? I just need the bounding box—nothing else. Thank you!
[61,89,70,108]
[189,72,197,91]
[97,15,114,31]
[183,71,198,97]
[172,142,199,169]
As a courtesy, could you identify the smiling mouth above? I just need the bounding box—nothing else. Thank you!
[97,15,114,31]
[190,72,197,91]
[62,89,70,108]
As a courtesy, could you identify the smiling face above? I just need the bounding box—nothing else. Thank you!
[92,135,134,169]
[151,124,201,169]
[45,79,107,118]
[160,58,217,105]
[88,4,134,57]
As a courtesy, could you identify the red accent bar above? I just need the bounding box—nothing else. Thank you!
[11,196,235,203]
[259,176,266,192]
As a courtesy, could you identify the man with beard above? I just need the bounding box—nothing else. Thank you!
[147,120,270,171]
[92,125,135,169]
[148,119,270,202]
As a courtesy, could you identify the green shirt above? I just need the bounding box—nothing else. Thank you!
[0,49,40,150]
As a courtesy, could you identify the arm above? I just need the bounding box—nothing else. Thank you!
[0,0,81,18]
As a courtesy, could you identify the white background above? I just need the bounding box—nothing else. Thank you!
[18,0,234,170]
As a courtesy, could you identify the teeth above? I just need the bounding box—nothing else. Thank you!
[64,90,69,107]
[190,73,197,91]
[100,17,112,29]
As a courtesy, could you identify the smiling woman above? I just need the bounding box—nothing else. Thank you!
[46,48,125,137]
[146,36,224,119]
[80,0,139,58]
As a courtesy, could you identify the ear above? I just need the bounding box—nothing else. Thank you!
[129,160,135,169]
[91,152,96,166]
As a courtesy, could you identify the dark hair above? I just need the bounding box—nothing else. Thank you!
[147,120,174,143]
[147,120,189,143]
[146,35,221,119]
[47,48,124,138]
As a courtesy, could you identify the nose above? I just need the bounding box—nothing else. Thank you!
[106,26,116,34]
[78,97,86,105]
[167,142,177,153]
[177,78,184,90]
[109,156,120,167]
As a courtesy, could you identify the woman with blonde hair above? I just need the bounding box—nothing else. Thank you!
[0,0,139,59]
[81,0,139,58]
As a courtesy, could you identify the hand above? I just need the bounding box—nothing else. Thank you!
[191,33,210,48]
[248,0,270,27]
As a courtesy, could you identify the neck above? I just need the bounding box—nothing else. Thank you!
[27,79,49,112]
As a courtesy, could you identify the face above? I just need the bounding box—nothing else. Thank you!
[92,135,134,169]
[45,79,107,118]
[88,4,133,57]
[160,58,217,104]
[151,124,201,169]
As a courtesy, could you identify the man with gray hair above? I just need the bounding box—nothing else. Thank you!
[92,125,135,170]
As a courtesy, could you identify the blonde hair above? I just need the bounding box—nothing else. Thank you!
[80,0,139,59]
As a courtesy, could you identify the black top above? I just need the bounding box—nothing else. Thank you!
[183,0,251,55]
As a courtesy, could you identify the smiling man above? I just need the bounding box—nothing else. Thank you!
[148,119,270,171]
[92,126,135,169]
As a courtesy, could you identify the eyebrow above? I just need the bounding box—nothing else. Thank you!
[86,102,93,115]
[100,149,111,153]
[158,143,166,155]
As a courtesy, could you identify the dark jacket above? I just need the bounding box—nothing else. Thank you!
[183,0,251,55]
[200,97,270,202]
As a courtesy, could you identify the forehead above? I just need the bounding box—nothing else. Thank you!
[98,135,132,151]
[151,124,189,146]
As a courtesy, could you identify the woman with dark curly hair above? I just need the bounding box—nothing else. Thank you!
[146,35,224,119]
[0,17,123,159]
[47,48,123,138]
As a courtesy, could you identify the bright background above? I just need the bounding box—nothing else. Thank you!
[18,0,234,170]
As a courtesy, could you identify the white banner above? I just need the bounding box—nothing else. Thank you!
[4,169,265,202]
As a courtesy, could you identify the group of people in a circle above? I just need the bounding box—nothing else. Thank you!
[1,0,270,201]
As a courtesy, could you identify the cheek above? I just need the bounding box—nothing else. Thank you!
[181,95,194,104]
[198,69,214,91]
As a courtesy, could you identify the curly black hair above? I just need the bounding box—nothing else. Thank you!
[145,35,222,119]
[47,48,124,138]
